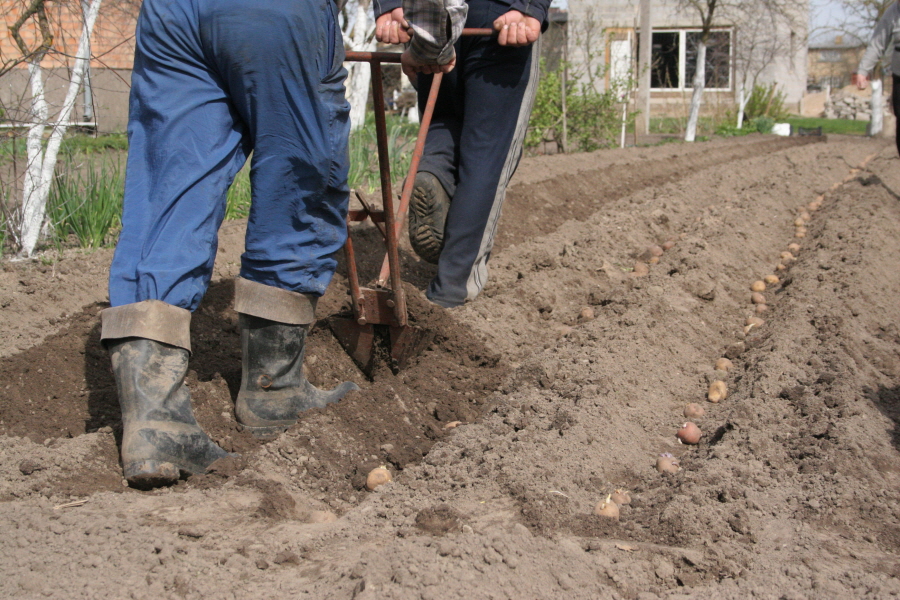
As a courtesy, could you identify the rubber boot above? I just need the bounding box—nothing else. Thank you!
[408,171,451,264]
[109,338,230,489]
[235,314,359,437]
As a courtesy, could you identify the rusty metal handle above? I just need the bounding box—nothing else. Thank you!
[461,28,495,36]
[345,27,495,62]
[376,72,441,287]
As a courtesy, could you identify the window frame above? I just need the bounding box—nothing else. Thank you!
[648,27,733,92]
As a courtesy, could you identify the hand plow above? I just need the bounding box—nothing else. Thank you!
[327,49,435,377]
[332,32,492,376]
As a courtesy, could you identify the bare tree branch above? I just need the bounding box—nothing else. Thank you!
[1,0,55,77]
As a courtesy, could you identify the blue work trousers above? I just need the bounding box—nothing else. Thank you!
[416,0,540,307]
[109,0,351,312]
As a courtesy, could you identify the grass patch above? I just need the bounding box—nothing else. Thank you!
[59,132,129,154]
[0,132,129,160]
[224,114,418,220]
[0,113,421,253]
[0,184,11,253]
[47,159,124,249]
[649,116,727,138]
[348,114,419,193]
[226,163,251,220]
[783,117,868,136]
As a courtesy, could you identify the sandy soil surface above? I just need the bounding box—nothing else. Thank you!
[2,133,900,599]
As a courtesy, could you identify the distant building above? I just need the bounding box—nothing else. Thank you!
[564,0,809,115]
[807,34,865,91]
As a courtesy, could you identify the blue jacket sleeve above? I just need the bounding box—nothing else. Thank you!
[506,0,552,26]
[373,0,402,19]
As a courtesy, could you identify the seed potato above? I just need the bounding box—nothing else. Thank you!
[366,467,392,491]
[708,380,727,403]
[656,453,680,474]
[610,489,631,505]
[677,422,702,444]
[684,403,705,418]
[594,495,620,519]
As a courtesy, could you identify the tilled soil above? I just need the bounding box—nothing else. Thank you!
[1,134,899,599]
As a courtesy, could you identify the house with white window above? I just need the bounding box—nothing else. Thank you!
[566,0,808,116]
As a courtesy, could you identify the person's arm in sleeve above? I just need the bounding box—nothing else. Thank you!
[402,0,467,64]
[397,0,467,79]
[857,3,899,89]
[374,0,410,45]
[492,0,549,47]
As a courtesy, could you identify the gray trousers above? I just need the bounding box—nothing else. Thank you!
[416,0,541,307]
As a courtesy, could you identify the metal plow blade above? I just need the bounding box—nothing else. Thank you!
[328,316,432,378]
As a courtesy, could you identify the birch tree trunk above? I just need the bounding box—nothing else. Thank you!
[684,40,706,142]
[18,0,102,257]
[345,0,376,132]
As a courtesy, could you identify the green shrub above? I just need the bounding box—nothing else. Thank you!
[744,84,788,121]
[752,116,775,134]
[527,59,635,153]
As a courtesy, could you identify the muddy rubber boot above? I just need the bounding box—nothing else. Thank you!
[235,314,359,437]
[109,338,230,489]
[408,171,451,264]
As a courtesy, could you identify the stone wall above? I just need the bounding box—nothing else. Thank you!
[824,89,890,121]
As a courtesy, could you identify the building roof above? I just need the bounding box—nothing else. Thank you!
[809,32,865,50]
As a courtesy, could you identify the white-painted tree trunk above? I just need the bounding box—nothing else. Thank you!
[18,0,102,258]
[737,83,746,129]
[345,0,375,132]
[398,71,419,124]
[870,78,884,136]
[684,41,706,143]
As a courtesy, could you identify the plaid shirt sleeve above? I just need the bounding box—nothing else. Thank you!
[403,0,467,64]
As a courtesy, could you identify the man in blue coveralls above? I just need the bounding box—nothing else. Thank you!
[100,0,466,489]
[374,0,549,308]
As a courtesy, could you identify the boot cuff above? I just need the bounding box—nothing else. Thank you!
[101,300,192,352]
[234,277,318,325]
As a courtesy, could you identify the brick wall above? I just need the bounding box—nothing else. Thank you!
[1,0,138,71]
[1,1,138,131]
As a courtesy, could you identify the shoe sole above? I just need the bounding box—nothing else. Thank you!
[238,422,292,439]
[124,460,181,489]
[409,175,449,264]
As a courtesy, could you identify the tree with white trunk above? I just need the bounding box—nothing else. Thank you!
[4,0,103,258]
[679,0,714,142]
[678,0,800,141]
[340,0,378,131]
